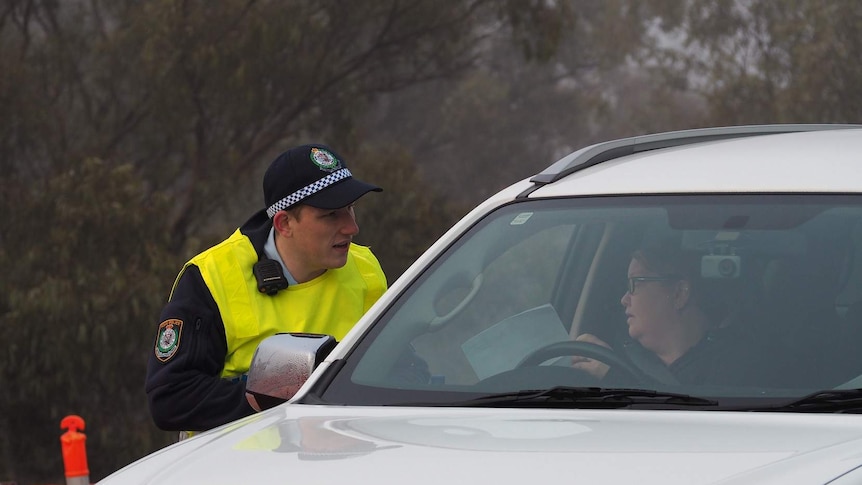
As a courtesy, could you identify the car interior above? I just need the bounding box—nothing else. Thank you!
[323,194,862,406]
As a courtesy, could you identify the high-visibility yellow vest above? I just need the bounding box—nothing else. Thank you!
[174,228,387,379]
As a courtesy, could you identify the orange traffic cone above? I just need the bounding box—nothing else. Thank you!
[59,415,89,485]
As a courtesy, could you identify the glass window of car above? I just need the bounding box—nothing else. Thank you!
[319,194,862,408]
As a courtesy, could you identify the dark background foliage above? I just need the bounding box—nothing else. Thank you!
[2,0,861,482]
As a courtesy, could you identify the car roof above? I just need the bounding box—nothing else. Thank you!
[523,124,862,198]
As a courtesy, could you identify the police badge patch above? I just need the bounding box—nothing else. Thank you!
[155,318,183,362]
[309,147,341,171]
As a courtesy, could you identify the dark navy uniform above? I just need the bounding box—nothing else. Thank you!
[145,213,270,432]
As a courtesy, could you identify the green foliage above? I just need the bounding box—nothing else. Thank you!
[652,0,862,125]
[349,143,467,280]
[0,158,180,481]
[499,0,574,61]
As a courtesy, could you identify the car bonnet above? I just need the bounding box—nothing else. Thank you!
[100,405,862,485]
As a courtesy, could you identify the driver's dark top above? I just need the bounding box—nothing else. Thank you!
[604,324,774,387]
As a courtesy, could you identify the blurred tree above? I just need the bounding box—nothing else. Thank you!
[0,159,176,481]
[350,142,466,280]
[650,0,862,124]
[360,0,684,208]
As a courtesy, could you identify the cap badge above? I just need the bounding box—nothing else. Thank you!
[310,148,340,171]
[155,318,183,362]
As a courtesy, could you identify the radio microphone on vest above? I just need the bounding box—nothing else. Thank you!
[253,258,289,295]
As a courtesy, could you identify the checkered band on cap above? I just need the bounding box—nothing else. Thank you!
[266,168,353,218]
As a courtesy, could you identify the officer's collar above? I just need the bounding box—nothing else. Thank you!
[264,228,298,286]
[239,209,272,256]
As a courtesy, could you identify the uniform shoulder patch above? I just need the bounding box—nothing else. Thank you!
[155,318,183,362]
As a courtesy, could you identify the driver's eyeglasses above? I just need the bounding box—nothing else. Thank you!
[627,276,678,295]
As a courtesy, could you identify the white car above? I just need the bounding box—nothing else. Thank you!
[102,125,862,484]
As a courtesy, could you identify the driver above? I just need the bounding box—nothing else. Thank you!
[572,241,767,386]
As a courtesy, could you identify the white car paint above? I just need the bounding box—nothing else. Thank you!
[102,406,862,485]
[535,130,862,196]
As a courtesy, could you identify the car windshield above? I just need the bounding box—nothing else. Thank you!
[318,194,862,409]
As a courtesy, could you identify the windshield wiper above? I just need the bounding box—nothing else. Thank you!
[753,389,862,413]
[407,386,718,409]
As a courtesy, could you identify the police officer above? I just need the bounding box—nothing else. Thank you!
[145,144,386,435]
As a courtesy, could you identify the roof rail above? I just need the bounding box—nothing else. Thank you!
[524,124,862,192]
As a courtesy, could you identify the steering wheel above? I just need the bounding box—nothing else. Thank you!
[517,340,653,385]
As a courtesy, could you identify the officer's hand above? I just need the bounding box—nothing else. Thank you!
[246,392,262,412]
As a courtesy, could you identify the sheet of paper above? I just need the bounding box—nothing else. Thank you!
[461,303,570,380]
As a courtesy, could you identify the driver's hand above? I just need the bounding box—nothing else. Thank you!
[571,333,612,379]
